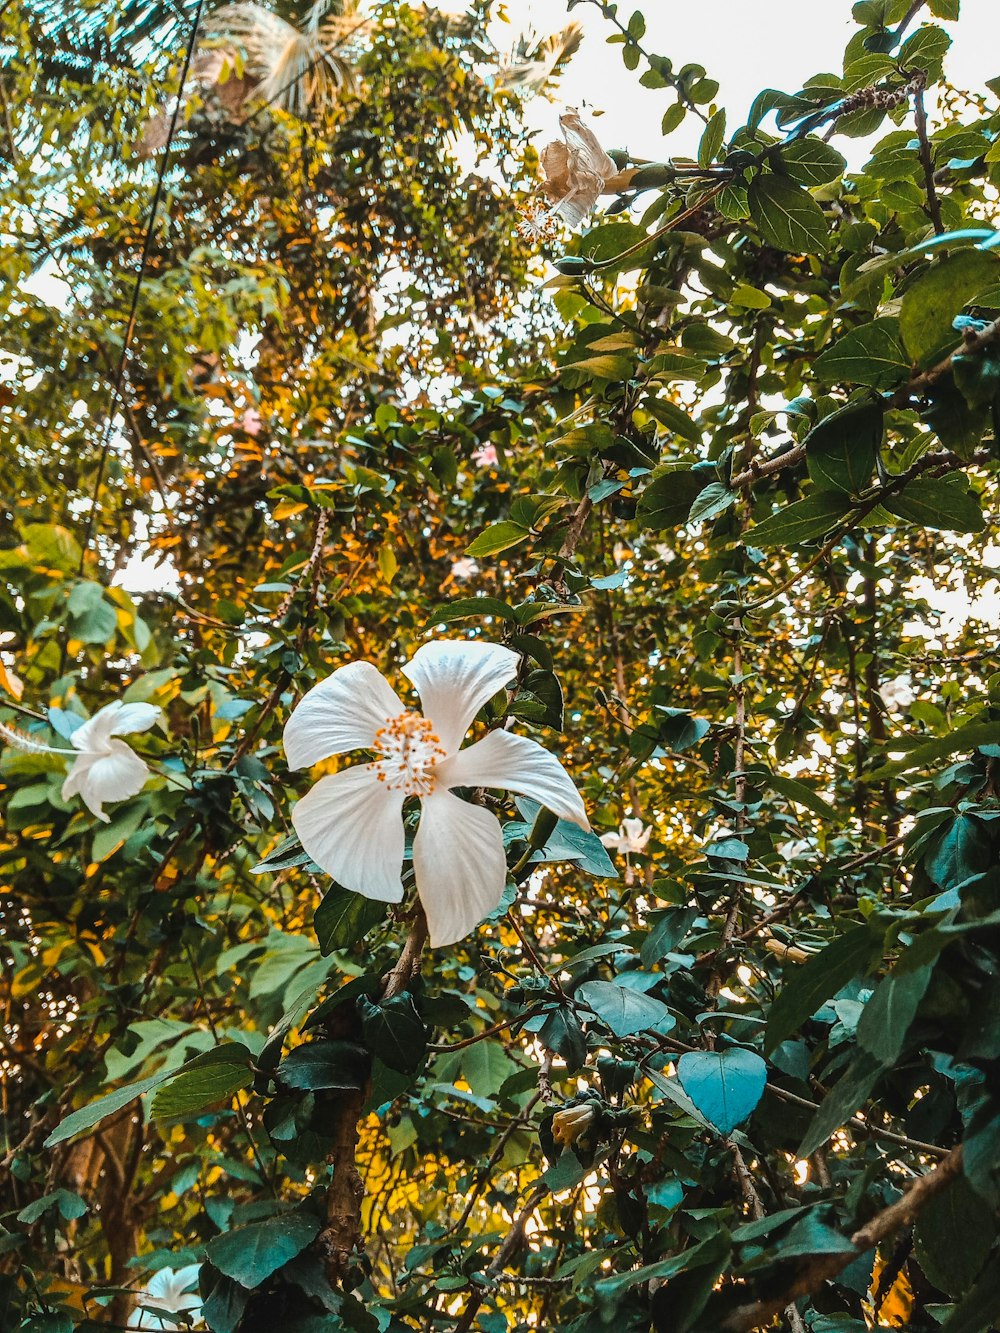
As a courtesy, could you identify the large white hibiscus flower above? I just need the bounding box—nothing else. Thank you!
[283,640,588,947]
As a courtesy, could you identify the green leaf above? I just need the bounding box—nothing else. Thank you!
[539,1007,587,1073]
[509,800,619,878]
[561,353,634,380]
[914,1174,996,1298]
[689,481,736,524]
[750,491,850,547]
[151,1043,253,1120]
[675,1048,768,1135]
[805,399,884,495]
[278,1039,369,1091]
[429,597,517,625]
[643,397,702,443]
[636,469,708,530]
[871,719,1000,778]
[204,1212,321,1289]
[940,1261,1000,1333]
[314,886,386,955]
[898,22,951,76]
[747,173,830,253]
[576,981,672,1038]
[358,993,427,1075]
[899,250,1000,365]
[44,1069,174,1147]
[765,772,837,820]
[765,925,879,1053]
[17,1189,88,1224]
[464,522,530,558]
[814,318,910,390]
[200,1269,250,1333]
[924,814,995,889]
[779,136,847,187]
[884,474,985,532]
[856,963,934,1064]
[798,1051,885,1157]
[698,108,726,167]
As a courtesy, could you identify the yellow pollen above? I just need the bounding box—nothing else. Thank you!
[371,710,447,796]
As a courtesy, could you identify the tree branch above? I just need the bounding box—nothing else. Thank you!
[719,1146,964,1331]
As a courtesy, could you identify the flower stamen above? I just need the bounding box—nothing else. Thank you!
[372,711,447,796]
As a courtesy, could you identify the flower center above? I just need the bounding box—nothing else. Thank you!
[372,711,446,797]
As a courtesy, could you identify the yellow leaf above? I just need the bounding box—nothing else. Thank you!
[0,661,24,700]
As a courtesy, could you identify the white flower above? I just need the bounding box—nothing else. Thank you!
[61,701,161,822]
[600,817,652,856]
[283,640,589,947]
[450,558,480,581]
[1,701,160,823]
[128,1264,202,1331]
[538,109,618,230]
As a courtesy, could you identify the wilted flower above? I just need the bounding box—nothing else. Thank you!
[600,817,652,855]
[128,1264,202,1330]
[0,701,160,823]
[536,109,618,230]
[283,640,589,947]
[551,1100,598,1148]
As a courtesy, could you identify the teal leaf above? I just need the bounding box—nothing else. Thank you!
[576,981,672,1038]
[676,1048,767,1135]
[204,1212,321,1289]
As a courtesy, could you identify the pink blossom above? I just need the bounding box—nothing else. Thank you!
[240,407,262,436]
[472,444,498,468]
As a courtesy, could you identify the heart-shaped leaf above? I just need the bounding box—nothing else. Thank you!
[676,1048,767,1134]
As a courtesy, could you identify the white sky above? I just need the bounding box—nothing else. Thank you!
[439,0,998,160]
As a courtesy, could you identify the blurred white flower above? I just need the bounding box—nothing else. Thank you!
[0,700,160,823]
[283,640,589,947]
[128,1264,202,1331]
[600,817,652,855]
[879,675,915,711]
[450,558,480,581]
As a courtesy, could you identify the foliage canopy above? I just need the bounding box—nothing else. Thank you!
[2,1,1000,1330]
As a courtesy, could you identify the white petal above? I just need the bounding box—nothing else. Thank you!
[291,764,405,902]
[283,661,405,769]
[63,742,150,822]
[402,640,519,754]
[107,702,161,736]
[436,730,589,830]
[413,790,508,947]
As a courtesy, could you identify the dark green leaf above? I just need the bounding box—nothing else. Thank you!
[429,597,517,625]
[750,491,850,547]
[358,993,427,1074]
[798,1051,885,1157]
[814,318,909,390]
[314,886,386,955]
[205,1212,321,1289]
[899,250,1000,365]
[856,963,934,1064]
[636,470,709,530]
[278,1039,369,1091]
[914,1174,996,1298]
[805,399,884,495]
[44,1070,173,1148]
[765,925,879,1053]
[884,474,985,532]
[539,1007,587,1073]
[151,1043,253,1120]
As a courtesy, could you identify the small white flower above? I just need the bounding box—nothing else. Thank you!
[450,558,480,581]
[1,701,160,823]
[283,640,589,947]
[879,675,915,711]
[600,817,652,856]
[128,1264,202,1331]
[539,109,618,230]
